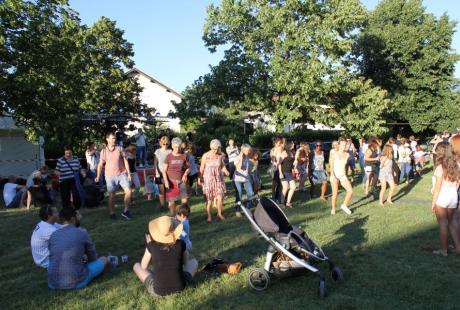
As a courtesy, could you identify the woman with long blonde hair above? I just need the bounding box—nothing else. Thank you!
[378,144,397,207]
[431,142,460,256]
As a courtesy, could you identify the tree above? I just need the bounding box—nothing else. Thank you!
[0,0,150,147]
[191,0,390,136]
[354,0,460,133]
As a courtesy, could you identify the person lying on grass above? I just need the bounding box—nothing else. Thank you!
[31,205,62,269]
[48,207,110,289]
[133,216,198,296]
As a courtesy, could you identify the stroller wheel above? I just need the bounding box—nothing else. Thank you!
[248,268,270,291]
[331,266,344,283]
[318,279,327,299]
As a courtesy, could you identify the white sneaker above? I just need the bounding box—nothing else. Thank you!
[340,204,352,215]
[331,209,336,215]
[235,211,242,218]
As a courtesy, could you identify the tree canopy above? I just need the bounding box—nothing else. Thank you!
[355,0,460,133]
[177,0,459,137]
[0,0,151,146]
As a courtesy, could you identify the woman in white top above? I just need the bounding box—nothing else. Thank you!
[379,144,397,207]
[329,138,353,215]
[154,136,172,207]
[431,142,460,256]
[398,138,412,185]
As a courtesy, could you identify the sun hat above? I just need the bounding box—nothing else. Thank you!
[148,216,183,244]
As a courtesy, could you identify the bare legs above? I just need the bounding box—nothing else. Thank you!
[331,178,352,215]
[281,180,296,207]
[379,180,396,207]
[434,207,460,256]
[206,197,224,222]
[320,181,327,200]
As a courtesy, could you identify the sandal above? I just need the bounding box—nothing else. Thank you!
[433,250,448,257]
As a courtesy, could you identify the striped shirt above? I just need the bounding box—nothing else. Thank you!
[31,221,62,268]
[56,156,81,182]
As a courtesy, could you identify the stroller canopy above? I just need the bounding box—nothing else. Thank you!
[254,197,292,234]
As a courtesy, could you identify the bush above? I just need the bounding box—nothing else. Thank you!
[249,129,343,148]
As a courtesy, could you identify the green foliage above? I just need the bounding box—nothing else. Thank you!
[186,0,390,136]
[354,0,460,133]
[0,0,151,149]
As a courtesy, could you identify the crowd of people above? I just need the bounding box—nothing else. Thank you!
[2,126,460,295]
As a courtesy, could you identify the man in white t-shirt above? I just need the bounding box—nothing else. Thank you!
[31,205,61,268]
[26,166,49,189]
[3,176,26,208]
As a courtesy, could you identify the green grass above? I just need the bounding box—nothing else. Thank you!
[1,166,457,309]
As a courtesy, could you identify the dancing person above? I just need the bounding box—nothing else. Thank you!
[133,216,198,296]
[413,145,427,176]
[294,142,310,192]
[310,140,328,200]
[85,142,99,179]
[233,144,254,216]
[250,148,262,195]
[358,137,368,186]
[31,205,61,268]
[185,142,199,195]
[270,136,284,201]
[154,136,172,207]
[431,142,460,256]
[226,139,240,205]
[135,128,147,167]
[279,142,296,208]
[56,145,83,210]
[125,144,141,204]
[199,139,229,222]
[162,137,190,216]
[379,144,397,207]
[95,132,132,220]
[330,139,353,215]
[398,138,412,185]
[48,207,110,289]
[364,138,380,197]
[345,137,357,179]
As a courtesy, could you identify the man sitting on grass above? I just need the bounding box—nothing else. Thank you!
[2,175,26,208]
[31,205,61,268]
[48,207,110,289]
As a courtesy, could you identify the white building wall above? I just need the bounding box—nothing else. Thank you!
[134,73,182,132]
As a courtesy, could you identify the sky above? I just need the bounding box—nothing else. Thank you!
[69,0,460,94]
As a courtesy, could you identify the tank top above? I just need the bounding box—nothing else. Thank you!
[281,156,294,173]
[365,149,377,166]
[313,152,325,171]
[333,154,347,177]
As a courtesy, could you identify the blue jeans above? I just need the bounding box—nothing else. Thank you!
[48,259,105,289]
[136,146,146,165]
[399,162,412,183]
[75,259,105,289]
[359,156,367,185]
[234,180,254,211]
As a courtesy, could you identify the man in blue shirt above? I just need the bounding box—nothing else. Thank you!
[48,208,109,289]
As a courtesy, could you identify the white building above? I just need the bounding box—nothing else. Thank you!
[0,116,45,178]
[126,68,183,132]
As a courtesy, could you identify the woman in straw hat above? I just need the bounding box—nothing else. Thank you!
[133,216,198,296]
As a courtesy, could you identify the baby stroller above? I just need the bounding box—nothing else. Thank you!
[241,197,343,299]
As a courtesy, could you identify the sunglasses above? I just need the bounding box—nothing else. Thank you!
[316,145,322,147]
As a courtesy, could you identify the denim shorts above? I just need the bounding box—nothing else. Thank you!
[281,172,294,182]
[106,173,130,193]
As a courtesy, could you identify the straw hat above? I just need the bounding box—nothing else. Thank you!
[148,216,183,244]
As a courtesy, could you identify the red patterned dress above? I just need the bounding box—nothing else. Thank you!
[202,153,226,201]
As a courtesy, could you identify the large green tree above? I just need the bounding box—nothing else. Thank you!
[179,0,390,137]
[0,0,150,146]
[354,0,460,133]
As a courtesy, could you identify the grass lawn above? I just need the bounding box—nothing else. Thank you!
[1,166,457,309]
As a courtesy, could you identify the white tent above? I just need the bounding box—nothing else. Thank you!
[0,116,44,178]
